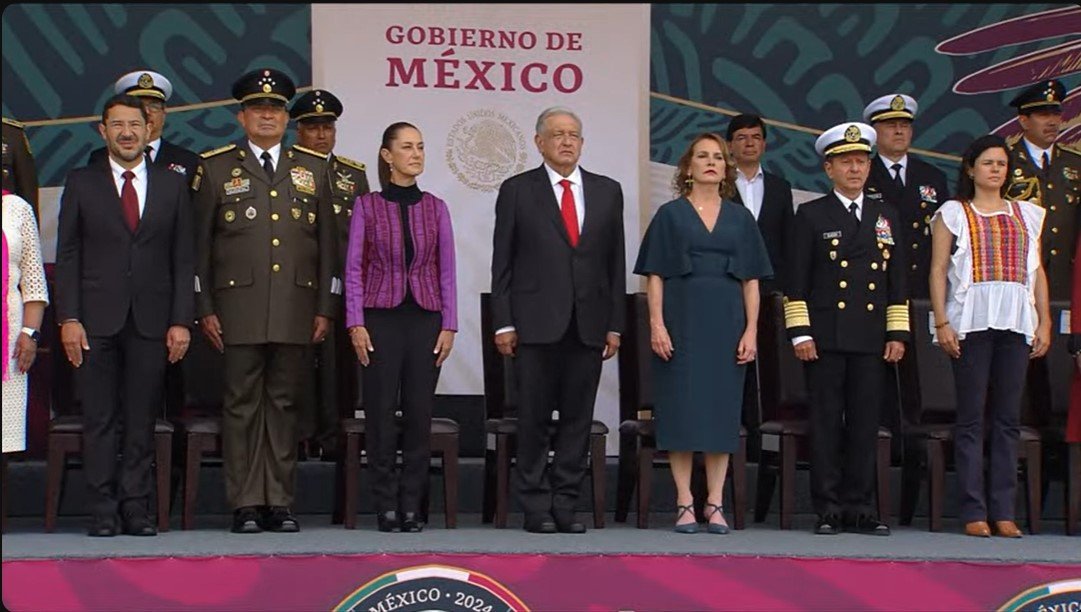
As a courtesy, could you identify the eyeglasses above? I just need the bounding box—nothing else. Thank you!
[143,101,165,112]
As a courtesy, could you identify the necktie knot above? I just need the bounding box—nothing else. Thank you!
[261,151,274,180]
[122,170,135,181]
[890,162,903,187]
[559,178,571,190]
[848,201,860,224]
[145,145,154,158]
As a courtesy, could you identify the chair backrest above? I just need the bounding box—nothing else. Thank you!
[1037,300,1073,419]
[897,298,957,424]
[617,292,653,422]
[756,291,808,422]
[479,292,518,420]
[182,329,226,415]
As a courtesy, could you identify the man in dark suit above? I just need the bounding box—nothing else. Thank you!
[491,106,626,534]
[785,122,909,537]
[55,94,194,537]
[193,69,336,534]
[725,113,794,292]
[288,89,370,461]
[2,116,39,222]
[88,70,201,188]
[862,94,949,300]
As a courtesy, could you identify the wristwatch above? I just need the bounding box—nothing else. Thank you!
[21,327,41,343]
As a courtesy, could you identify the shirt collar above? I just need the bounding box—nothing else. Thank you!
[834,190,864,208]
[544,163,582,188]
[146,138,162,156]
[1022,138,1052,160]
[736,165,763,182]
[248,141,282,162]
[879,153,908,170]
[108,156,147,181]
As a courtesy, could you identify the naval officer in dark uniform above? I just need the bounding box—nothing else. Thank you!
[785,122,910,536]
[862,94,950,300]
[1004,79,1079,301]
[289,89,371,460]
[193,68,338,533]
[89,70,201,189]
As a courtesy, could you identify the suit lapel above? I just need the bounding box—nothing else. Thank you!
[137,166,162,238]
[95,160,132,234]
[579,170,600,244]
[534,166,572,246]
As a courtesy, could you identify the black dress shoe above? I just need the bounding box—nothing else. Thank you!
[231,506,263,534]
[88,515,118,537]
[377,511,401,533]
[263,506,300,533]
[524,514,557,534]
[814,514,841,535]
[553,513,586,534]
[400,512,425,533]
[121,513,158,536]
[852,514,890,536]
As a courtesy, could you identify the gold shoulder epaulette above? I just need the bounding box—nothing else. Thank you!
[334,154,366,171]
[200,143,237,159]
[1058,142,1081,157]
[2,117,25,129]
[293,144,330,161]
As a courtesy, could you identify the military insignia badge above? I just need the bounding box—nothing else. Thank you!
[875,214,894,245]
[890,95,905,111]
[168,163,187,176]
[308,212,316,224]
[232,168,242,177]
[138,72,154,89]
[844,124,861,142]
[245,206,257,220]
[823,231,842,240]
[290,166,317,195]
[883,249,891,260]
[224,177,251,196]
[1064,166,1078,181]
[335,171,356,193]
[829,250,837,261]
[192,167,203,192]
[334,203,342,215]
[291,207,302,220]
[918,185,937,203]
[224,210,236,223]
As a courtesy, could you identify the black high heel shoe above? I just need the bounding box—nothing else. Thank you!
[674,504,699,534]
[400,512,425,533]
[377,510,401,532]
[703,503,729,535]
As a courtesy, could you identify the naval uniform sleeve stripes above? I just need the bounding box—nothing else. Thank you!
[783,298,811,328]
[886,303,910,332]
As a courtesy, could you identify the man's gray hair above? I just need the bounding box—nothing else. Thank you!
[535,107,583,136]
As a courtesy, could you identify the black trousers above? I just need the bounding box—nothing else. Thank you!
[806,351,883,518]
[513,315,603,518]
[81,311,167,519]
[221,343,308,509]
[362,301,441,514]
[951,330,1029,522]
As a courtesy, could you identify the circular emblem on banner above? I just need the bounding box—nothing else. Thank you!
[999,579,1081,611]
[334,564,529,612]
[446,109,528,192]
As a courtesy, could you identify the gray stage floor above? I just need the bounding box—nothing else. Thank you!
[3,513,1078,564]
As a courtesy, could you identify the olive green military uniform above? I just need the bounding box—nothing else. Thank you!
[2,117,40,223]
[193,142,339,509]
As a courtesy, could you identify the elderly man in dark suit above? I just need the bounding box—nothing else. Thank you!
[55,93,194,537]
[491,106,626,534]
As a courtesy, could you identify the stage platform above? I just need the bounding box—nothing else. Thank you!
[3,513,1079,611]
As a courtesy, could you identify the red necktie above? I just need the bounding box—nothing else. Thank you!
[121,170,139,231]
[559,179,579,247]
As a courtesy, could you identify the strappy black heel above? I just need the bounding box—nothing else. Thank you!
[674,504,699,534]
[703,503,730,535]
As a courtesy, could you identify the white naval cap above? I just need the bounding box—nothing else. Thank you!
[815,122,877,157]
[114,70,172,101]
[862,94,918,123]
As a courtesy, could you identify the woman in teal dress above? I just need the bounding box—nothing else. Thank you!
[633,132,772,534]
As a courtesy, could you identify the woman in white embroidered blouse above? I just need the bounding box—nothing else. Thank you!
[928,134,1051,539]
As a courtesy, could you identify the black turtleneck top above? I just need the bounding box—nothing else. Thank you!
[382,182,422,302]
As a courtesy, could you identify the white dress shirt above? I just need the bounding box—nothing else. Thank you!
[1022,139,1052,169]
[879,153,908,185]
[145,137,162,163]
[735,165,765,220]
[544,163,585,231]
[248,141,282,173]
[791,191,865,346]
[108,157,148,217]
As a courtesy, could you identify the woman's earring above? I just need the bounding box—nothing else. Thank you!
[684,174,693,185]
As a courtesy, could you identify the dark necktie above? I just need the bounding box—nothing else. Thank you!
[891,162,904,189]
[1041,151,1050,176]
[261,151,274,181]
[120,170,139,232]
[559,179,580,247]
[145,145,154,165]
[848,201,860,227]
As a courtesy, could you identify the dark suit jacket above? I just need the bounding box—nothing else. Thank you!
[865,155,949,299]
[88,140,201,190]
[55,158,195,339]
[732,170,794,291]
[491,164,626,348]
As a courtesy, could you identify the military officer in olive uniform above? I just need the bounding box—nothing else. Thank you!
[785,122,910,537]
[1005,79,1080,301]
[89,70,201,189]
[2,115,39,222]
[193,69,338,534]
[862,94,950,300]
[289,88,370,460]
